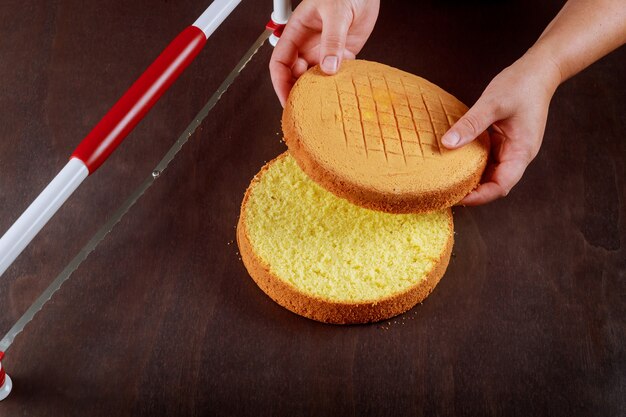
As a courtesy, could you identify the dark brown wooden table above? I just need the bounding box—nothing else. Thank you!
[0,0,624,415]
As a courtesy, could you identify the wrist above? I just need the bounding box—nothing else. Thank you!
[520,44,564,93]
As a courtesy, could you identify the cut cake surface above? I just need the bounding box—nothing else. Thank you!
[237,153,453,324]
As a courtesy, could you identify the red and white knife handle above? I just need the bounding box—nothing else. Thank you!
[0,0,241,280]
[71,26,206,173]
[0,23,210,275]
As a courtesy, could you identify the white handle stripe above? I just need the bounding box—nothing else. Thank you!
[271,0,292,24]
[193,0,242,38]
[0,159,88,277]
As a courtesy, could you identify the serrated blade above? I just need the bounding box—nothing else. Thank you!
[0,29,271,353]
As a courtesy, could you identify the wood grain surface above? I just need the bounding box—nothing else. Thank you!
[0,0,624,416]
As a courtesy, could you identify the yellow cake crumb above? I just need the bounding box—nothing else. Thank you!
[244,155,451,303]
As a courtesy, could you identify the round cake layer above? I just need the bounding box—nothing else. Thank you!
[282,59,489,213]
[237,153,454,324]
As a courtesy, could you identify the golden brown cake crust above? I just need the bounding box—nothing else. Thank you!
[282,60,490,214]
[237,153,454,325]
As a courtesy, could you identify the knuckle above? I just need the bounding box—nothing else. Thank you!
[459,114,482,135]
[517,146,537,164]
[326,0,353,18]
[525,148,538,163]
[484,96,504,117]
[322,33,345,49]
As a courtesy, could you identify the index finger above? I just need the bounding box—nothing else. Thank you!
[269,37,300,107]
[459,158,528,206]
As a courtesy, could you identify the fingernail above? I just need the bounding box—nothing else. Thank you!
[442,132,460,147]
[322,55,338,74]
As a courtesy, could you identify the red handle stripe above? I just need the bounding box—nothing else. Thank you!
[72,26,207,173]
[266,19,285,37]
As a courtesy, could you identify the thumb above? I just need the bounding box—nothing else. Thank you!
[442,98,498,149]
[319,10,351,74]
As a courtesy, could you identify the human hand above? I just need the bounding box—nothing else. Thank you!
[441,50,563,205]
[269,0,380,106]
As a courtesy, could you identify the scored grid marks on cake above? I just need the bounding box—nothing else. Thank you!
[400,78,425,159]
[350,78,369,157]
[382,74,407,164]
[367,75,389,161]
[332,71,456,163]
[419,93,442,156]
[435,95,448,155]
[333,79,349,148]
